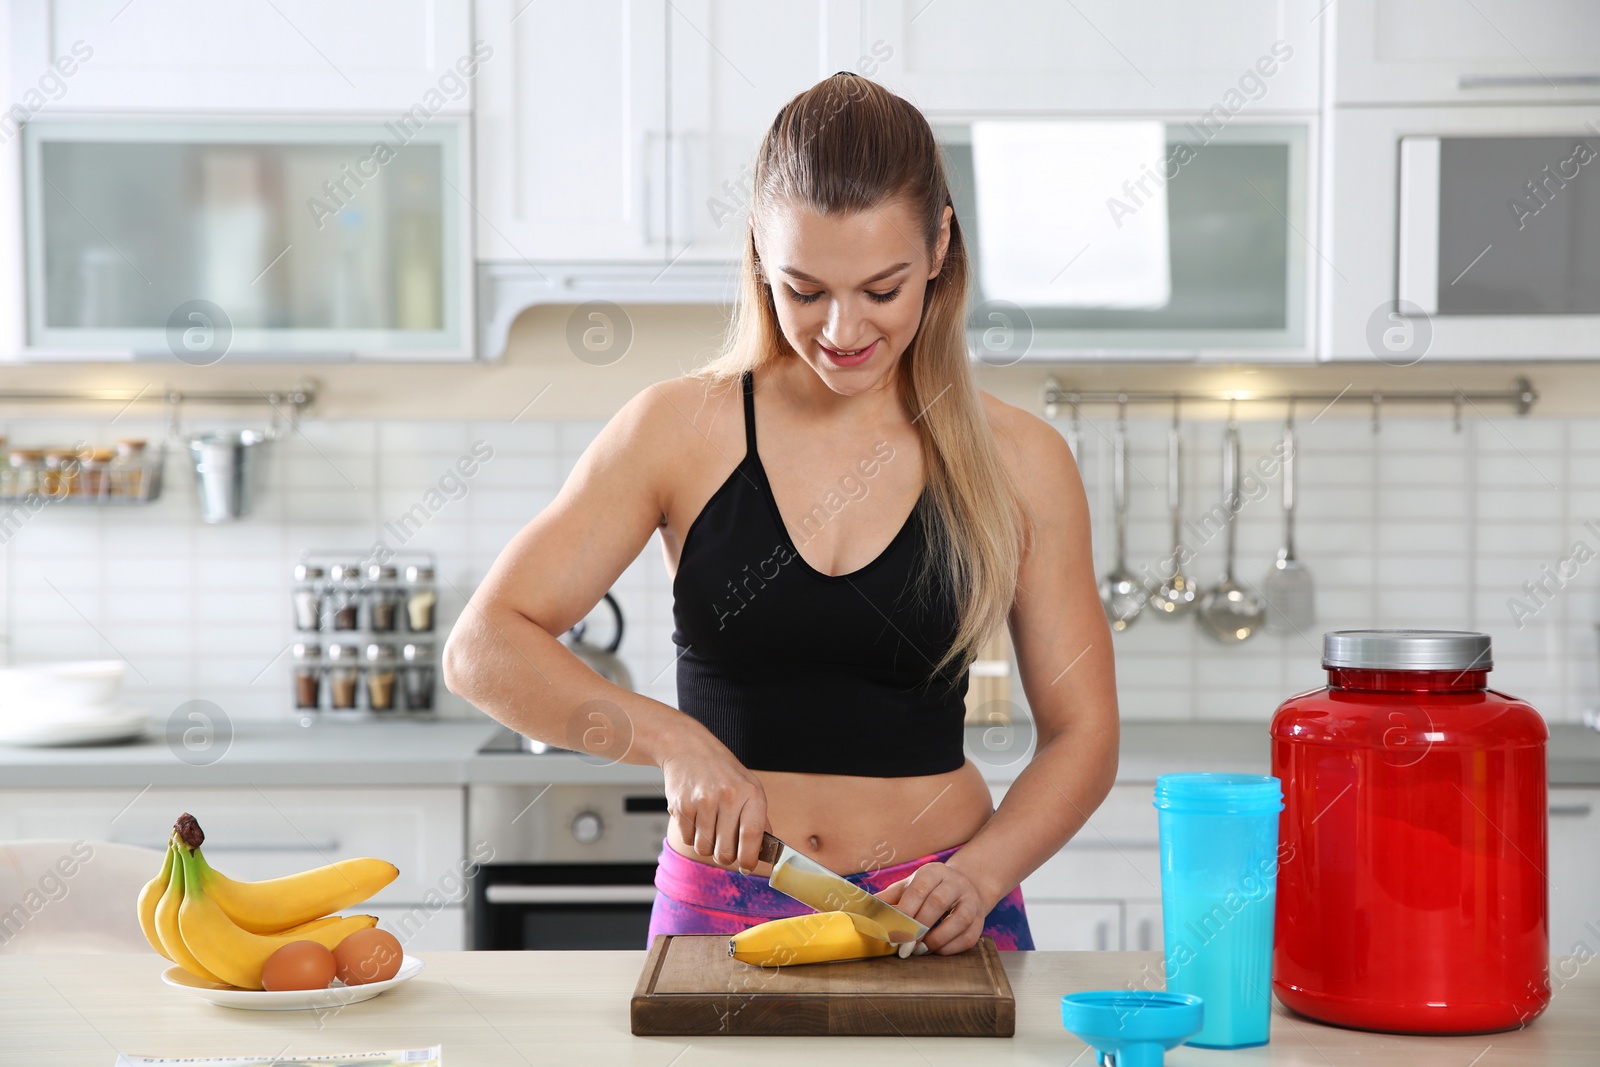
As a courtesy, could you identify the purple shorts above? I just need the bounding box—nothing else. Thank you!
[647,837,1034,950]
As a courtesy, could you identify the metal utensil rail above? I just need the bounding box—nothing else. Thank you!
[1042,376,1536,432]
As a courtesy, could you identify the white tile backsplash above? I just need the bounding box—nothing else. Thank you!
[4,412,1600,731]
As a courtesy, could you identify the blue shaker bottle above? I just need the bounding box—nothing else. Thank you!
[1153,773,1284,1049]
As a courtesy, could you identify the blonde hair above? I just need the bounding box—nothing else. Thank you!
[698,73,1023,679]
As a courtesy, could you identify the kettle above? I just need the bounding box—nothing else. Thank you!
[563,592,632,691]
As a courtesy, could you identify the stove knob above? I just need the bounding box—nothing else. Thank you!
[571,811,604,844]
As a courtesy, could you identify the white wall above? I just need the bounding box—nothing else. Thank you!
[0,409,1593,733]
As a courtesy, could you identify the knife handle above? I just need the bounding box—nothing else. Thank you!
[757,831,783,866]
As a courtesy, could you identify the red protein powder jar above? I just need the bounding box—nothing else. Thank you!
[1270,629,1549,1034]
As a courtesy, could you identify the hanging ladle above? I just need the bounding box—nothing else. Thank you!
[1148,400,1196,619]
[1197,408,1266,643]
[1099,399,1146,631]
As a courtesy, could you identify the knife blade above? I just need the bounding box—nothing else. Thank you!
[757,831,928,944]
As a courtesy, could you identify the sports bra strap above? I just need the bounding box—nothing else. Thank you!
[741,370,758,455]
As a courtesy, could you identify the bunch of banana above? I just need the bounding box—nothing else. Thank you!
[728,911,901,966]
[138,812,399,990]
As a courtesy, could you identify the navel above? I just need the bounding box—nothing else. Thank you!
[808,834,822,850]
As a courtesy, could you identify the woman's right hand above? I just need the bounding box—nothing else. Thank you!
[659,733,770,873]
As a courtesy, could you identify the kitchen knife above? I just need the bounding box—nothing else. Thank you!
[757,831,929,945]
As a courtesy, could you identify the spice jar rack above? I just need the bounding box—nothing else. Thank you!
[291,551,439,719]
[0,438,166,504]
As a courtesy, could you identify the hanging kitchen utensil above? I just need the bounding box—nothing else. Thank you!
[1149,401,1196,620]
[1263,402,1315,634]
[564,592,633,690]
[1197,414,1265,644]
[1099,399,1145,631]
[188,430,268,523]
[1065,395,1082,463]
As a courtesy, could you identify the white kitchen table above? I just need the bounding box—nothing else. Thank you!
[3,951,1593,1065]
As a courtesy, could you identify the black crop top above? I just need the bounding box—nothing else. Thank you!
[670,370,969,777]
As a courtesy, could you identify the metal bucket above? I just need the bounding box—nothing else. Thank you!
[188,430,268,523]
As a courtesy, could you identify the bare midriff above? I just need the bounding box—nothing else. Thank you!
[665,758,995,877]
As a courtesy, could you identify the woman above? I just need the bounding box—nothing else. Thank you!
[444,74,1118,956]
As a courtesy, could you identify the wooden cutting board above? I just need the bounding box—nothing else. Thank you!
[630,934,1015,1037]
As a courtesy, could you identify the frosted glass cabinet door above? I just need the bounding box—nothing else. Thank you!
[22,120,471,360]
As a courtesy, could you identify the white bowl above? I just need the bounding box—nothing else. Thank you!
[0,660,126,712]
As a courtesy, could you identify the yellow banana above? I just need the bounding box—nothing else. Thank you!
[175,846,377,990]
[154,846,227,985]
[189,849,398,935]
[728,911,899,966]
[138,843,174,960]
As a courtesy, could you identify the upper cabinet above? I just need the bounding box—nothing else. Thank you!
[666,1,837,262]
[858,0,1322,113]
[6,0,473,113]
[474,0,666,263]
[1335,0,1600,105]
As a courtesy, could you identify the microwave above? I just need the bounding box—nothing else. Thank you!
[20,118,473,361]
[1328,104,1600,361]
[937,118,1315,362]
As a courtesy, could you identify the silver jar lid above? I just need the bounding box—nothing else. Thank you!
[401,641,435,662]
[329,563,362,582]
[405,564,435,583]
[364,642,398,663]
[326,642,362,662]
[366,563,399,583]
[293,563,325,582]
[291,642,322,660]
[1323,629,1492,671]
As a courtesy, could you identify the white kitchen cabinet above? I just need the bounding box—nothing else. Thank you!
[0,787,463,909]
[996,782,1162,950]
[1124,900,1164,953]
[1026,900,1123,951]
[474,0,668,263]
[1335,0,1600,105]
[1548,789,1600,958]
[858,0,1320,114]
[666,1,837,261]
[6,1,473,113]
[371,905,467,952]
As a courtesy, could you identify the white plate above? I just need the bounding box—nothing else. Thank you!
[161,954,424,1010]
[0,707,147,747]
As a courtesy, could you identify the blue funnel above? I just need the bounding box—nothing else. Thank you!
[1061,991,1204,1067]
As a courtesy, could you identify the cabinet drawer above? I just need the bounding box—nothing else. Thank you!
[991,782,1159,849]
[0,788,462,907]
[372,906,466,953]
[1025,900,1123,951]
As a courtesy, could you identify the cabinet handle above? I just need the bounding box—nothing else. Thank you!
[485,885,658,904]
[1549,804,1593,818]
[1094,920,1110,952]
[1459,74,1600,89]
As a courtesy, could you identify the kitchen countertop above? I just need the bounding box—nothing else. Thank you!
[4,950,1593,1065]
[2,717,1598,789]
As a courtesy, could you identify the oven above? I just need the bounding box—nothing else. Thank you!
[1328,103,1600,360]
[467,750,671,950]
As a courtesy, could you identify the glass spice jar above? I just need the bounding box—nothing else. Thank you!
[328,563,363,630]
[292,642,323,710]
[365,564,401,632]
[402,641,435,712]
[80,447,114,500]
[364,642,398,712]
[8,449,42,497]
[292,564,326,631]
[326,642,361,709]
[41,449,75,497]
[404,564,437,632]
[111,439,148,500]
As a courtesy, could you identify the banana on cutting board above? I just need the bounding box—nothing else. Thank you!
[729,911,927,966]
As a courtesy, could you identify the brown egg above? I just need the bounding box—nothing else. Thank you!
[332,928,404,986]
[260,940,336,992]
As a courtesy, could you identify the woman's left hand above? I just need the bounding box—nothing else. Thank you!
[876,861,990,955]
